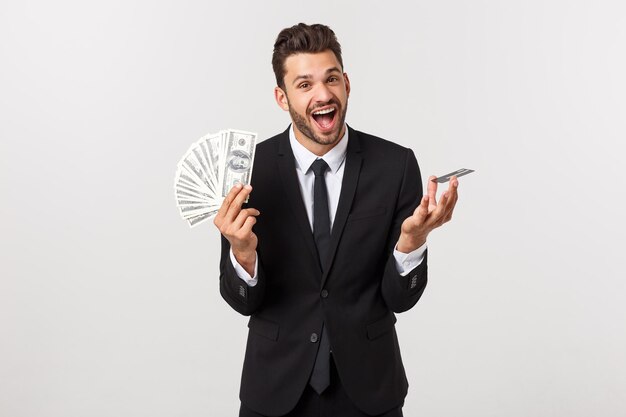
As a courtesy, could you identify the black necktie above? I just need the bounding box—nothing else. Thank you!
[309,158,331,394]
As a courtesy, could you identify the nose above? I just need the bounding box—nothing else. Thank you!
[313,82,333,104]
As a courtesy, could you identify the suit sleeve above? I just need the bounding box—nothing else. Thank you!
[219,234,266,316]
[380,148,428,313]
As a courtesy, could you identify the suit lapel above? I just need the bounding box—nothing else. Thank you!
[321,126,362,288]
[275,128,322,275]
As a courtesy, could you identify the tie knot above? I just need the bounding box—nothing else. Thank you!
[310,159,330,177]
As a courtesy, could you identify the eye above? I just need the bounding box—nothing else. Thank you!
[298,82,310,89]
[327,76,339,83]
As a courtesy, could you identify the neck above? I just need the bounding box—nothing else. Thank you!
[292,125,346,157]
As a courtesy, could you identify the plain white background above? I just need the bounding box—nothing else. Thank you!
[1,0,625,415]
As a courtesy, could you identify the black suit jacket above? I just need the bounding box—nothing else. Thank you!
[219,125,428,416]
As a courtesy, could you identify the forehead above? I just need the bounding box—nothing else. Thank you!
[283,50,342,80]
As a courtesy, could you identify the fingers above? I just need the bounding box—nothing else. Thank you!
[239,214,258,236]
[403,176,460,245]
[449,177,459,218]
[216,183,252,226]
[214,184,257,235]
[226,184,252,220]
[432,191,450,226]
[412,195,429,224]
[213,183,259,255]
[439,177,459,224]
[215,183,244,224]
[232,208,260,231]
[427,175,438,207]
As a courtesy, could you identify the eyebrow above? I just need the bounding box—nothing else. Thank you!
[292,67,342,86]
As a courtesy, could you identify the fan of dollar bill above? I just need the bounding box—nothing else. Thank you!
[174,129,257,227]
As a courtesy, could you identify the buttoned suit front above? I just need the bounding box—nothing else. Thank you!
[219,125,428,416]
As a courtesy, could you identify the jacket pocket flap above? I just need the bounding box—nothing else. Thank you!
[248,316,279,341]
[366,312,397,340]
[347,207,387,222]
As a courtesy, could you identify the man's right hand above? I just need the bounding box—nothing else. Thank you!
[214,183,259,276]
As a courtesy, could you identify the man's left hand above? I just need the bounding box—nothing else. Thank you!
[396,175,459,253]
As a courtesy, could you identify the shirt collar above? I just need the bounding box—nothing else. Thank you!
[289,124,349,174]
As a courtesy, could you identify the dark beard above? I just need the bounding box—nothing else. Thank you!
[288,99,348,146]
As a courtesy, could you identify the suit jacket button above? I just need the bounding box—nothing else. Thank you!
[310,333,319,343]
[321,289,329,298]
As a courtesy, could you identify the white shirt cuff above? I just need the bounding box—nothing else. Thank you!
[393,241,427,276]
[229,249,259,287]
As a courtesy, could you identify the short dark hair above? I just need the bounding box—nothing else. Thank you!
[272,23,344,89]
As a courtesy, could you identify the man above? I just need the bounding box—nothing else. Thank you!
[214,23,459,417]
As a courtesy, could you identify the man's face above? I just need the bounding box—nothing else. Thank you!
[275,50,350,148]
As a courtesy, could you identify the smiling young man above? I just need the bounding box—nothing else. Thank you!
[214,23,460,417]
[276,50,349,155]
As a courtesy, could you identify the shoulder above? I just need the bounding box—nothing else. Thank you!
[254,130,286,157]
[256,133,280,150]
[350,127,414,159]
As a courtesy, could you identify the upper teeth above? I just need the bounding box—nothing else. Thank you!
[313,108,335,115]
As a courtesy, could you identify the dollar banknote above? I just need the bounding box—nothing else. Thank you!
[174,129,257,228]
[221,130,257,198]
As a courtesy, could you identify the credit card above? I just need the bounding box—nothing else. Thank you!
[432,168,475,183]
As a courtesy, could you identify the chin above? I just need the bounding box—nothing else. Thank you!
[315,130,342,145]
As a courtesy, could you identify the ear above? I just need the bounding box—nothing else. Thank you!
[274,86,290,111]
[343,72,351,98]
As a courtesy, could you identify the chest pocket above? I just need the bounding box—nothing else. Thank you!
[347,207,387,222]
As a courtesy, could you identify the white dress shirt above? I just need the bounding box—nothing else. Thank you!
[230,125,427,286]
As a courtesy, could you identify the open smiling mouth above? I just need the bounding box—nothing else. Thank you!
[310,106,337,133]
